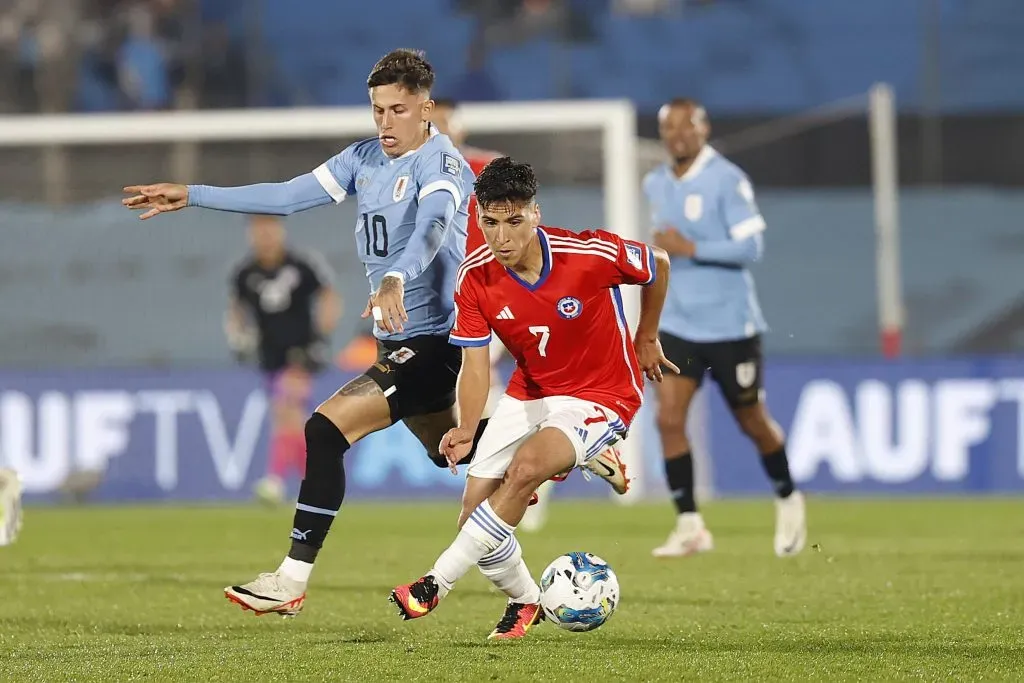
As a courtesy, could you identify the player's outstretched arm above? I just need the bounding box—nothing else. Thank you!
[439,345,491,472]
[122,173,333,220]
[635,246,680,382]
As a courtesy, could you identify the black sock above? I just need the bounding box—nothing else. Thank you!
[288,413,349,564]
[760,446,795,498]
[664,452,697,514]
[457,417,490,466]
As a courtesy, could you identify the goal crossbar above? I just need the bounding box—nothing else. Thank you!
[0,99,647,503]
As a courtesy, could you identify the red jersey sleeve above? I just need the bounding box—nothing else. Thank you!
[588,229,657,287]
[449,274,491,347]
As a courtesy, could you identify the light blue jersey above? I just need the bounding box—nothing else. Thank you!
[643,146,767,343]
[313,130,474,340]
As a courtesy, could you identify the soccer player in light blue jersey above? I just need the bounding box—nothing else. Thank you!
[643,99,806,559]
[124,50,490,616]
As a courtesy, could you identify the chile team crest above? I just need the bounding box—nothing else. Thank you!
[557,296,583,319]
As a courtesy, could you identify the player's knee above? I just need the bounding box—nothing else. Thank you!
[656,408,686,437]
[305,412,348,456]
[505,450,548,491]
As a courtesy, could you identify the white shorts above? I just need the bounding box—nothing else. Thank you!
[467,395,626,480]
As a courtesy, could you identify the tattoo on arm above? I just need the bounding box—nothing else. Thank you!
[336,374,384,397]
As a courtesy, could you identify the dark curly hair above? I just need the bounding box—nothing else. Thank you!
[474,157,538,208]
[366,49,434,93]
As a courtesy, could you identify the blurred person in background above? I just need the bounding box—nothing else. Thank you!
[644,98,805,558]
[226,215,341,506]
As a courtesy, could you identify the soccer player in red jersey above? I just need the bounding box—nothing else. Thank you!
[391,157,677,640]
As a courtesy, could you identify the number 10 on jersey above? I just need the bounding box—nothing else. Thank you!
[529,325,550,357]
[362,213,388,257]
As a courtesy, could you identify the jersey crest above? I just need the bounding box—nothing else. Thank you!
[392,175,410,202]
[625,243,643,270]
[684,194,703,221]
[556,296,583,320]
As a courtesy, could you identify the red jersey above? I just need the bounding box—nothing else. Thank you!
[463,147,501,253]
[449,226,657,426]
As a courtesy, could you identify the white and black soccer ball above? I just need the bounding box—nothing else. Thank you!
[539,551,619,632]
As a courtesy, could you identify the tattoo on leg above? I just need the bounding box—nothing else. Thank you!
[336,374,384,398]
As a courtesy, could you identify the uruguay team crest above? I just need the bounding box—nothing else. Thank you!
[735,361,757,388]
[684,194,703,221]
[557,296,583,319]
[393,175,410,202]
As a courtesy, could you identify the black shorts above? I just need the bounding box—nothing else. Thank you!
[660,332,764,409]
[364,334,462,421]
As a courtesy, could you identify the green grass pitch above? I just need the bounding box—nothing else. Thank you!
[2,498,1023,681]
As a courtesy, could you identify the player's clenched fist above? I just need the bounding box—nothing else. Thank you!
[122,183,189,220]
[634,334,680,383]
[439,426,476,474]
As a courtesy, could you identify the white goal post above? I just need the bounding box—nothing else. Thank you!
[0,100,648,503]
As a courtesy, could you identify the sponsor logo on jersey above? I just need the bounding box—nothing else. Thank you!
[441,153,461,177]
[625,243,643,270]
[393,175,410,202]
[556,296,582,320]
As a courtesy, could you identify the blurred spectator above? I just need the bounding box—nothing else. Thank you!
[451,38,503,102]
[0,0,81,112]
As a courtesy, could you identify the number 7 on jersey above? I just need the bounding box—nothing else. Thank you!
[529,325,550,357]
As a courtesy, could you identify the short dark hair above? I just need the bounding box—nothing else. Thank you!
[366,49,435,93]
[474,157,538,208]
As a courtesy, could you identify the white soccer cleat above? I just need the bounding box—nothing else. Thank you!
[774,491,807,557]
[652,512,714,558]
[0,468,23,547]
[253,476,285,507]
[225,571,306,616]
[520,480,553,533]
[583,446,631,495]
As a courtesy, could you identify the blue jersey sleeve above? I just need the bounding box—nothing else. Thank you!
[312,144,359,204]
[187,172,332,215]
[414,146,468,208]
[693,172,766,266]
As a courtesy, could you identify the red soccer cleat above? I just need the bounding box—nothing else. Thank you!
[389,575,441,620]
[487,601,544,640]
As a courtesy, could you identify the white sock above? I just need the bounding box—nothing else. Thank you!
[478,536,540,604]
[278,556,313,584]
[432,500,514,594]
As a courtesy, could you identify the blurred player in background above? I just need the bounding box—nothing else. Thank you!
[225,215,340,506]
[123,50,626,617]
[432,98,555,532]
[391,158,672,639]
[0,468,22,547]
[644,98,806,558]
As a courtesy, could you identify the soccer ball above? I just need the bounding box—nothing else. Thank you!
[539,551,619,632]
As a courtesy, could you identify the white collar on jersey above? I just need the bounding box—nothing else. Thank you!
[390,124,440,160]
[669,144,718,182]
